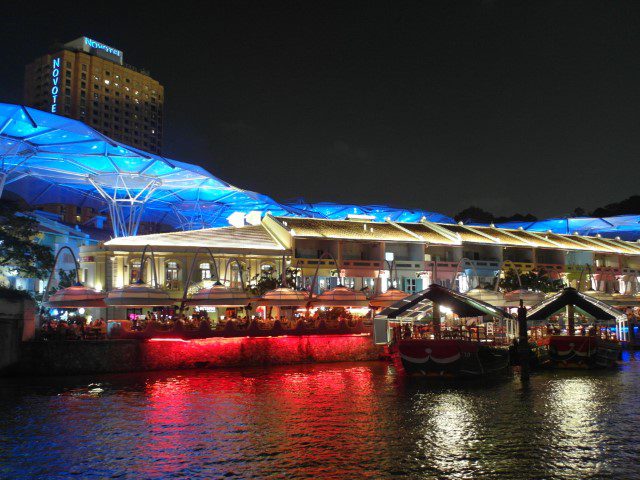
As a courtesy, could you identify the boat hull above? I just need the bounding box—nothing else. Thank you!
[396,339,511,378]
[536,335,621,369]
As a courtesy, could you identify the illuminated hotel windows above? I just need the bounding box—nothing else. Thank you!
[25,40,164,154]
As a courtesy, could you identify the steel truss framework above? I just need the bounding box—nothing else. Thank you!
[0,103,453,237]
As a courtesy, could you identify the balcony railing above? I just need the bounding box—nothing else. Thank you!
[341,259,384,270]
[293,258,337,268]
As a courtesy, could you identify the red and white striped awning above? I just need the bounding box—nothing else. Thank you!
[312,285,369,307]
[369,288,410,308]
[105,283,175,307]
[258,287,309,307]
[185,283,251,307]
[45,285,106,308]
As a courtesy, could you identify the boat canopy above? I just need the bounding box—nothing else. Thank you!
[527,287,625,323]
[379,283,512,320]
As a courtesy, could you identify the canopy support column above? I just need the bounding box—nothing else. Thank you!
[0,143,34,199]
[0,171,6,198]
[88,174,161,238]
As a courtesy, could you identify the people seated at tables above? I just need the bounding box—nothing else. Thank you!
[90,317,107,338]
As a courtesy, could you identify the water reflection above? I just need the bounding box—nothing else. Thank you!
[1,360,639,479]
[418,393,479,477]
[541,373,618,478]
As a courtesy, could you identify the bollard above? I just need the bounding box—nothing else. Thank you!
[518,299,530,382]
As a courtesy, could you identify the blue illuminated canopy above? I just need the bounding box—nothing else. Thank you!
[0,103,453,236]
[496,216,640,241]
[284,200,452,223]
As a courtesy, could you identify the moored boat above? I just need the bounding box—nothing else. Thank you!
[535,334,620,369]
[527,287,623,369]
[398,338,511,377]
[374,284,516,378]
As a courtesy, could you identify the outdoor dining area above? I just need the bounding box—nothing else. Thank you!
[37,245,640,350]
[37,247,400,342]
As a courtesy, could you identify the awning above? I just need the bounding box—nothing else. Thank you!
[527,287,625,322]
[379,283,512,320]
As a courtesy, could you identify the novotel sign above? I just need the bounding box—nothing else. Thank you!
[50,57,61,113]
[63,36,124,65]
[84,37,122,58]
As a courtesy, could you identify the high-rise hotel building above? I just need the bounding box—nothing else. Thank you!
[24,37,164,154]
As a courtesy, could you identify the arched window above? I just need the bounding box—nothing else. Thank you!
[229,261,246,288]
[165,261,180,289]
[129,261,141,284]
[200,262,212,280]
[166,261,179,280]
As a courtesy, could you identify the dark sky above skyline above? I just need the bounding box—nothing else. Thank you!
[2,1,640,218]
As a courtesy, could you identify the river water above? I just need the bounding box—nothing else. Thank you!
[1,353,640,479]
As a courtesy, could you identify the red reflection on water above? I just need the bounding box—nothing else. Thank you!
[141,364,378,478]
[142,334,373,372]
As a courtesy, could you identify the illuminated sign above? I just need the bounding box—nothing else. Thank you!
[84,37,121,58]
[50,57,61,113]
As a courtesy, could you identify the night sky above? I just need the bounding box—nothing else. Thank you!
[2,1,640,218]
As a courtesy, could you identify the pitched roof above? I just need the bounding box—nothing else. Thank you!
[391,222,461,245]
[104,224,285,252]
[527,288,624,322]
[277,217,421,242]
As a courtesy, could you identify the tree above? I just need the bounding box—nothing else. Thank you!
[499,268,564,293]
[47,268,78,295]
[455,206,537,224]
[0,200,54,280]
[572,207,586,217]
[590,195,640,217]
[454,206,494,223]
[493,213,537,223]
[248,266,298,296]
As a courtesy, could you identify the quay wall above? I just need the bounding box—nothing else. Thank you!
[0,299,35,372]
[10,334,382,376]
